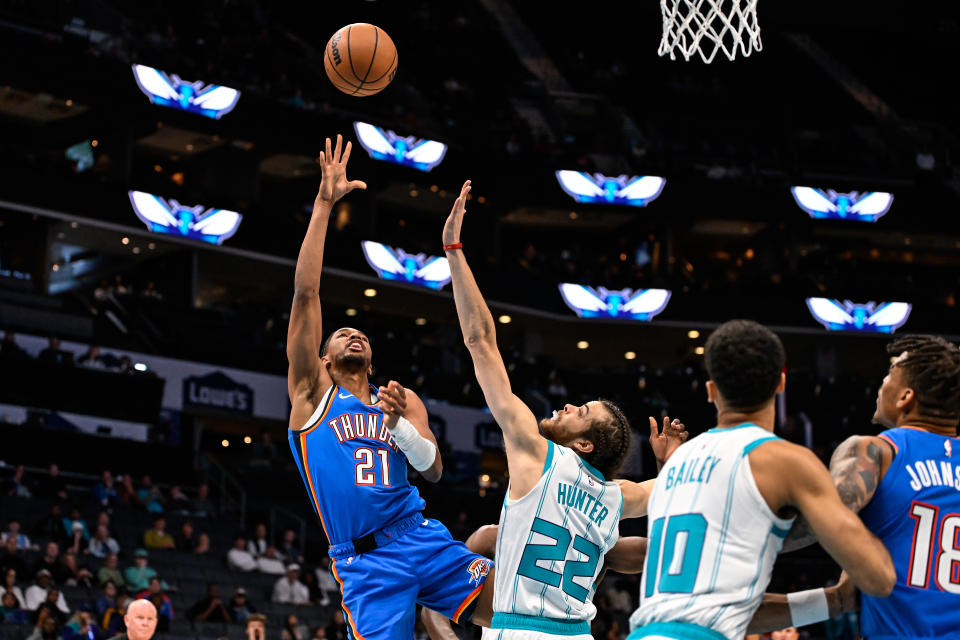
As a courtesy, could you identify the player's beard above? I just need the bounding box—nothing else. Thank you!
[336,351,369,372]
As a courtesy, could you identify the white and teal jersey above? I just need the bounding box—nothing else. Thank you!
[491,441,623,637]
[629,424,794,640]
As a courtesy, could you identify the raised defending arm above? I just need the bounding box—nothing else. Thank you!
[443,181,546,482]
[287,135,366,426]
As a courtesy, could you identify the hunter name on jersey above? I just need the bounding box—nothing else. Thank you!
[556,482,612,526]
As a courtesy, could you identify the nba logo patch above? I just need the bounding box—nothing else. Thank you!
[466,558,490,586]
[587,477,595,487]
[946,440,953,458]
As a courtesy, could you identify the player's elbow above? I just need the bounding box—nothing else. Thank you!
[421,455,443,483]
[855,552,896,597]
[464,331,495,351]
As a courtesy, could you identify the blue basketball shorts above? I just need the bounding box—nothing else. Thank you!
[330,518,493,640]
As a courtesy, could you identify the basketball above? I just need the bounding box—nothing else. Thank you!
[324,23,397,97]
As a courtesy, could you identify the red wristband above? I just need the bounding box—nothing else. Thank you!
[443,243,462,251]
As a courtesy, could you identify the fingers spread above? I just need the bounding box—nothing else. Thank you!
[325,137,332,160]
[334,134,343,162]
[341,140,352,165]
[648,416,659,437]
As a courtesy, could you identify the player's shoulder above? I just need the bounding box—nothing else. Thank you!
[829,433,895,468]
[746,437,823,476]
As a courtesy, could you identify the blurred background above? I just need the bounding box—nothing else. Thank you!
[1,1,958,639]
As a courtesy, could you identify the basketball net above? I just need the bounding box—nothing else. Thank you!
[659,0,761,63]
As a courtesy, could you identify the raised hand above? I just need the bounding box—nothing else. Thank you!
[442,180,471,247]
[378,380,408,430]
[649,415,689,469]
[316,134,367,206]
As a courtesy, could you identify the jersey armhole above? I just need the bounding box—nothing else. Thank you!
[294,384,337,433]
[542,440,555,476]
[877,433,898,457]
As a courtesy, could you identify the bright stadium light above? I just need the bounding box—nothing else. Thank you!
[555,171,666,207]
[806,298,912,333]
[128,191,242,245]
[132,64,240,119]
[361,241,451,290]
[353,121,448,172]
[790,187,893,222]
[559,284,671,321]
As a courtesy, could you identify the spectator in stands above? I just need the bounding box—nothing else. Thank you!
[137,578,172,627]
[245,613,267,640]
[142,518,173,550]
[59,551,92,589]
[191,484,214,518]
[2,520,31,549]
[61,508,89,543]
[116,356,135,376]
[314,558,338,608]
[65,523,88,555]
[33,543,65,584]
[88,525,119,559]
[123,551,158,592]
[115,476,141,510]
[226,536,256,572]
[4,464,32,498]
[1,590,27,623]
[26,608,62,640]
[281,614,308,640]
[96,554,123,588]
[123,598,158,640]
[95,582,117,620]
[174,521,195,552]
[299,570,324,606]
[33,506,63,541]
[325,611,348,640]
[25,572,68,616]
[277,530,302,564]
[167,487,191,514]
[255,547,285,575]
[137,479,163,514]
[2,538,28,578]
[226,588,255,624]
[35,465,69,502]
[0,331,28,363]
[101,594,129,636]
[63,608,103,640]
[2,568,26,607]
[193,534,211,557]
[271,564,308,605]
[186,583,229,623]
[78,346,107,370]
[92,472,117,509]
[247,524,269,557]
[39,337,74,366]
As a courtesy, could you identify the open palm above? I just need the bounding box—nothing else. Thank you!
[442,180,472,246]
[316,134,367,205]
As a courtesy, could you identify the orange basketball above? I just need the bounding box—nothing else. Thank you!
[324,23,398,97]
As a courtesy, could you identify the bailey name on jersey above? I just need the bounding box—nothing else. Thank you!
[556,482,611,526]
[663,455,723,491]
[327,411,401,452]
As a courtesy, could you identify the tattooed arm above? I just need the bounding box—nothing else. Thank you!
[781,435,892,553]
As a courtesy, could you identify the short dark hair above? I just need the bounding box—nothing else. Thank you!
[888,334,960,419]
[705,320,785,411]
[580,399,631,479]
[320,327,370,357]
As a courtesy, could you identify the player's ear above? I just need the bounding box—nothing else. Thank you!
[896,386,916,413]
[572,438,594,456]
[775,372,786,394]
[705,380,718,405]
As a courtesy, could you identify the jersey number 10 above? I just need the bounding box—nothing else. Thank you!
[645,513,708,597]
[908,502,960,593]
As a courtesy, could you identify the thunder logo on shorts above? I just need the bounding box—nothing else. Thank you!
[467,558,491,586]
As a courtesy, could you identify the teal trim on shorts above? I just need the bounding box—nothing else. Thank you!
[543,440,555,475]
[491,613,590,636]
[628,621,729,640]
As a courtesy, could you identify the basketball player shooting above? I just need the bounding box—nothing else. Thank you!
[442,180,678,639]
[628,320,896,640]
[286,137,494,640]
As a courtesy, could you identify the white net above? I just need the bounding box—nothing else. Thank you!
[659,0,762,63]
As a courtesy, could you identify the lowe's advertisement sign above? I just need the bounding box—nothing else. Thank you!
[183,371,254,415]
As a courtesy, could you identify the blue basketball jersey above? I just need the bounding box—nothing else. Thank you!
[859,427,960,640]
[288,383,426,545]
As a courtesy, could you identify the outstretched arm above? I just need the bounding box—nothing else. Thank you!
[781,434,888,553]
[443,181,546,482]
[287,135,366,426]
